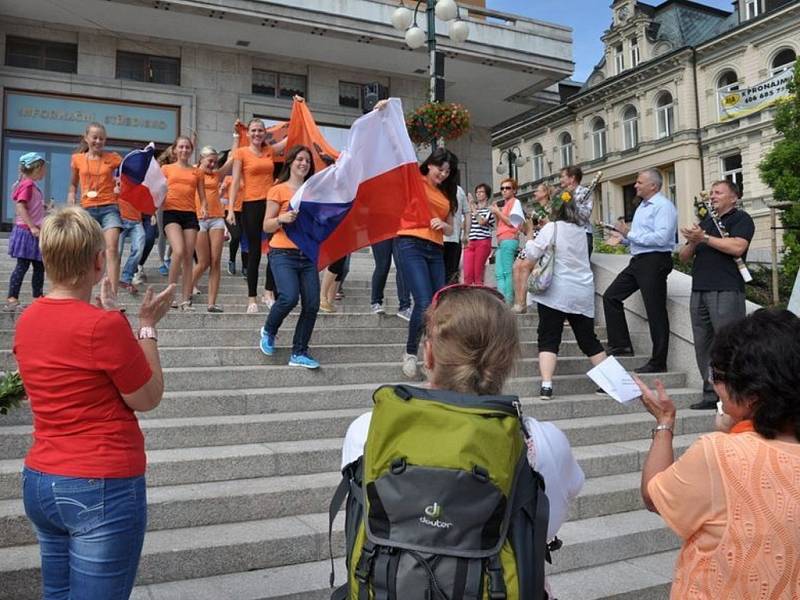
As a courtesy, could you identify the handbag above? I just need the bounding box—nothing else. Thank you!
[527,222,557,295]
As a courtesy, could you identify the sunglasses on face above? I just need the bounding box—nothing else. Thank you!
[500,186,513,191]
[431,283,505,309]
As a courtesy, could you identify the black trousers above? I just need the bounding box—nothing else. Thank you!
[602,251,672,367]
[443,241,462,284]
[537,303,603,356]
[242,200,266,297]
[225,209,243,264]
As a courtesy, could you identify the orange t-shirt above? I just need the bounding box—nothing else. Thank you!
[71,152,122,208]
[267,183,299,250]
[196,172,223,218]
[233,146,274,202]
[496,197,521,241]
[648,431,800,599]
[118,198,141,222]
[221,175,243,212]
[397,179,451,246]
[161,163,203,213]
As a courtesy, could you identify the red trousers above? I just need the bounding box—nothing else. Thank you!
[462,238,492,285]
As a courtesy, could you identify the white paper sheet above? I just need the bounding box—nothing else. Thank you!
[587,356,641,404]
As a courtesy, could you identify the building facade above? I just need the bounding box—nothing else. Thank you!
[492,0,798,261]
[0,0,574,228]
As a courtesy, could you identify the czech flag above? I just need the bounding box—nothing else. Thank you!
[284,98,431,270]
[117,143,167,215]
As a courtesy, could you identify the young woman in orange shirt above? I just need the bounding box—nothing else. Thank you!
[67,122,124,294]
[227,113,294,313]
[160,136,208,310]
[259,145,320,369]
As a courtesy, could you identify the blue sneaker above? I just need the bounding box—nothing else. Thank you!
[259,331,275,356]
[288,353,320,369]
[158,263,169,276]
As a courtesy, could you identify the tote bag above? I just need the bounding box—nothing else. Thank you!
[527,222,557,295]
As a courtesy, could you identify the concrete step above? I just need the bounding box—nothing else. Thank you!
[0,507,681,598]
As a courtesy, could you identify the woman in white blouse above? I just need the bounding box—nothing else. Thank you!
[523,196,607,400]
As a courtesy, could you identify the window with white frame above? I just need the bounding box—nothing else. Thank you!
[771,48,797,76]
[656,92,674,139]
[665,168,677,205]
[532,143,544,181]
[614,44,625,75]
[716,70,740,119]
[721,153,744,196]
[559,132,573,168]
[744,0,763,20]
[630,37,640,68]
[622,105,639,150]
[591,118,607,159]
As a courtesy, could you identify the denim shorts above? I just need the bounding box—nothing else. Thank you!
[199,217,226,232]
[86,204,123,231]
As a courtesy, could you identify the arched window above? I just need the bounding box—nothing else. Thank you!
[559,132,573,168]
[622,105,639,150]
[532,143,544,181]
[591,117,607,159]
[771,48,797,76]
[655,92,674,139]
[716,70,739,92]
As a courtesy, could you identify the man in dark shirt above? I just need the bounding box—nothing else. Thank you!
[679,180,754,409]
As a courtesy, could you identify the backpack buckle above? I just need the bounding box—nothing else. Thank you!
[487,558,507,600]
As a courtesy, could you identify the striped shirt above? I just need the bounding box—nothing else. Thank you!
[468,207,495,241]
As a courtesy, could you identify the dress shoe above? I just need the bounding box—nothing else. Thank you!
[634,363,667,374]
[606,345,635,357]
[690,399,717,410]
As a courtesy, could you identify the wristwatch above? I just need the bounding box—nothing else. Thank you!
[137,326,158,342]
[651,423,674,438]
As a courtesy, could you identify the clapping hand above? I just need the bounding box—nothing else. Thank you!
[430,217,447,231]
[95,277,120,311]
[138,284,176,327]
[681,224,705,244]
[633,376,676,426]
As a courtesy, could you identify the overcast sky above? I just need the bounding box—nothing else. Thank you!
[486,0,736,81]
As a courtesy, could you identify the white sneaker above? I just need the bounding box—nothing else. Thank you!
[396,307,412,322]
[132,266,145,286]
[402,353,418,378]
[371,303,385,315]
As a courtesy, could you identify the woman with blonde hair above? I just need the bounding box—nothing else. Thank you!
[636,308,800,599]
[67,122,123,294]
[512,181,552,313]
[14,206,174,600]
[161,135,208,310]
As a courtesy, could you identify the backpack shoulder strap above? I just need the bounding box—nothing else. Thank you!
[329,459,364,587]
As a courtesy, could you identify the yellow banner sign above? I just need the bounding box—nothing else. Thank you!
[718,70,793,122]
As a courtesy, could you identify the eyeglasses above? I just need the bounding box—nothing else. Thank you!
[708,366,726,385]
[431,283,505,310]
[500,186,513,191]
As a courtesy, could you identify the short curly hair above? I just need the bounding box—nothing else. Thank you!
[710,309,800,441]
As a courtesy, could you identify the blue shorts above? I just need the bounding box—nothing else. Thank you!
[86,204,123,231]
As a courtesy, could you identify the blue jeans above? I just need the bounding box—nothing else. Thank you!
[264,249,320,355]
[370,238,410,310]
[495,239,519,303]
[118,219,145,284]
[395,236,445,355]
[22,467,147,600]
[86,204,123,231]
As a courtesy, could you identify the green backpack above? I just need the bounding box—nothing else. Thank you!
[328,384,550,600]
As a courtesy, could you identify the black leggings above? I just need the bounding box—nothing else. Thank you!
[8,258,44,299]
[536,302,604,356]
[226,210,243,263]
[242,200,266,297]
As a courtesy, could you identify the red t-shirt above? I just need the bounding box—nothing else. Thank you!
[13,298,152,478]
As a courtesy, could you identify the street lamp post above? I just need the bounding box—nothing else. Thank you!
[496,146,527,182]
[391,0,469,103]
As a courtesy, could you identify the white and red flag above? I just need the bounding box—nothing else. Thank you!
[117,143,167,214]
[284,98,431,269]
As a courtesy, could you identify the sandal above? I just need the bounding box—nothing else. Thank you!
[207,305,224,313]
[246,303,259,314]
[179,300,195,312]
[2,301,20,313]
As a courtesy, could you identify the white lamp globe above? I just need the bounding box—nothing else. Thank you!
[448,19,469,43]
[515,155,526,168]
[496,163,506,175]
[391,6,413,31]
[435,0,459,22]
[405,25,427,49]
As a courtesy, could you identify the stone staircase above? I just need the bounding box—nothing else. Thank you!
[0,239,712,599]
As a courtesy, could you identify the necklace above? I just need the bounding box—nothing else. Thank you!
[85,153,103,199]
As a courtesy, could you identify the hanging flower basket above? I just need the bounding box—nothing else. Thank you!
[406,102,470,145]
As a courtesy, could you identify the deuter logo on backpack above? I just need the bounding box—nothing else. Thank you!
[419,502,453,529]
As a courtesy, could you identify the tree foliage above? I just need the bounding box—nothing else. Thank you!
[758,58,800,284]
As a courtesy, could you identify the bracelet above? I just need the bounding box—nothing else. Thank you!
[138,326,158,342]
[651,423,674,438]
